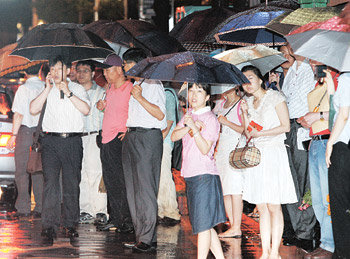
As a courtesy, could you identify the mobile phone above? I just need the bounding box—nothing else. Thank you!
[316,65,327,79]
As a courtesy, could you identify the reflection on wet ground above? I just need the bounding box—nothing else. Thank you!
[0,211,304,258]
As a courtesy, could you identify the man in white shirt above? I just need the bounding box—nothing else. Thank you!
[7,64,44,219]
[30,56,90,246]
[282,44,317,252]
[121,48,166,253]
[76,60,107,225]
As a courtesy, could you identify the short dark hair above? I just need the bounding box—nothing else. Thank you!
[188,82,212,107]
[48,55,72,68]
[122,48,147,63]
[76,60,95,72]
[24,63,42,75]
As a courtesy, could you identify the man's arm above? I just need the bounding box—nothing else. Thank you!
[162,120,174,139]
[131,84,164,121]
[6,112,23,150]
[30,82,51,115]
[59,82,90,115]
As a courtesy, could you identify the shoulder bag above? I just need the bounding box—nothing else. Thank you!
[27,101,46,174]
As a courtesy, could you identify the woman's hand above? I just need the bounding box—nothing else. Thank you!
[240,100,248,115]
[248,127,261,138]
[218,115,229,126]
[184,114,196,130]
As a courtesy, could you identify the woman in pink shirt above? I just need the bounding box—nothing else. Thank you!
[171,83,226,259]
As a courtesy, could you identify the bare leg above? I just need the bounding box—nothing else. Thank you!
[209,228,225,259]
[257,203,271,259]
[267,204,283,259]
[219,195,243,237]
[197,230,211,259]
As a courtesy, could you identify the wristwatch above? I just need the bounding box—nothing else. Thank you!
[67,92,74,98]
[320,111,324,121]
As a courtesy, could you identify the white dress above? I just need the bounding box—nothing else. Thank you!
[243,90,297,205]
[214,98,244,196]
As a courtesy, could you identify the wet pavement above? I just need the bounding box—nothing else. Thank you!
[0,211,306,258]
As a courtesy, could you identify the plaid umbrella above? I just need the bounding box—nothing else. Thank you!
[286,16,350,72]
[84,20,184,57]
[214,6,290,46]
[265,10,298,36]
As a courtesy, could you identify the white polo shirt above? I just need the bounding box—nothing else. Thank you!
[12,76,45,128]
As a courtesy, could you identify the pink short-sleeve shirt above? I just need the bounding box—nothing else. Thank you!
[179,106,220,178]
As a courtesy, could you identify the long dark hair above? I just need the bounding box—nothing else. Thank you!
[241,65,265,89]
[188,82,212,107]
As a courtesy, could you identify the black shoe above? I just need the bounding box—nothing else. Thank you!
[96,221,117,231]
[162,216,181,226]
[41,227,56,246]
[12,212,30,218]
[65,227,79,238]
[31,211,41,219]
[297,238,314,253]
[283,236,298,246]
[116,224,134,234]
[132,242,156,253]
[94,213,108,225]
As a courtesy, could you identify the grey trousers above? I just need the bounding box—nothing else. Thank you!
[284,120,316,240]
[122,128,163,245]
[14,125,43,214]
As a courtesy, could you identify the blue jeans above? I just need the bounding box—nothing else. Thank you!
[309,139,334,252]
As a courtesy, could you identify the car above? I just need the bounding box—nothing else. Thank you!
[0,84,17,211]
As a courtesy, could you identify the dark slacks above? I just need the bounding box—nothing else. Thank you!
[41,135,82,231]
[329,142,350,258]
[14,125,43,214]
[122,128,163,245]
[100,133,132,228]
[284,120,316,240]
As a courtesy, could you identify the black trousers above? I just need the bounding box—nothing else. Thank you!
[100,133,132,228]
[122,128,163,245]
[284,120,316,240]
[41,135,83,231]
[329,142,350,258]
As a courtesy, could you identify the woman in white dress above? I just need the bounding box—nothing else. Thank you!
[213,87,245,238]
[240,66,297,259]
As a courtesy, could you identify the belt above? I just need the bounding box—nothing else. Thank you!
[81,131,100,136]
[45,132,82,138]
[127,127,157,132]
[311,134,330,140]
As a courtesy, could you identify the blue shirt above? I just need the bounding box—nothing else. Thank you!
[164,88,178,149]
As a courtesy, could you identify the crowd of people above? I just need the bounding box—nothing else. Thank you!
[5,42,350,259]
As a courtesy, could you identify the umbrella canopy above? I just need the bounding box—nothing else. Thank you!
[0,43,44,77]
[280,6,343,26]
[265,10,298,36]
[213,45,287,75]
[214,6,289,46]
[10,23,114,62]
[286,16,350,72]
[170,7,235,43]
[125,51,249,86]
[256,0,299,10]
[83,20,184,57]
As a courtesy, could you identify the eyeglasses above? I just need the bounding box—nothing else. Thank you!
[76,69,92,74]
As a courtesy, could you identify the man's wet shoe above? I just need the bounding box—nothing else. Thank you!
[116,224,134,234]
[79,212,94,224]
[41,227,56,246]
[132,241,157,253]
[96,221,117,231]
[304,247,333,259]
[31,211,41,219]
[297,238,314,253]
[94,213,107,225]
[283,236,298,246]
[65,227,79,238]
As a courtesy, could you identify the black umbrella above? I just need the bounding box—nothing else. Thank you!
[10,23,114,98]
[83,20,185,57]
[125,51,249,85]
[11,23,114,63]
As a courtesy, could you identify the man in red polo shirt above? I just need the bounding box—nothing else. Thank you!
[95,54,134,233]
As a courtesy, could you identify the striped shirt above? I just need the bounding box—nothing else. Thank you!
[42,80,90,133]
[282,60,316,119]
[83,81,105,132]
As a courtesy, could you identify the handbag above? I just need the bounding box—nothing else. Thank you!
[165,89,182,171]
[27,102,46,174]
[229,135,261,169]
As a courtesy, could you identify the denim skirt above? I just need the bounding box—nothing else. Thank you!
[185,174,226,234]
